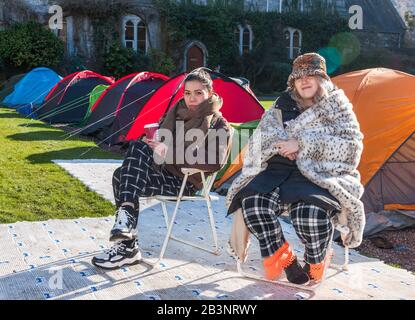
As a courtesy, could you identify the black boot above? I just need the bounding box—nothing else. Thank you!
[285,258,310,285]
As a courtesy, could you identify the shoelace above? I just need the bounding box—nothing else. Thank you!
[115,208,135,227]
[105,242,127,256]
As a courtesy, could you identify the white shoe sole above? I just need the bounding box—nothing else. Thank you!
[92,252,142,270]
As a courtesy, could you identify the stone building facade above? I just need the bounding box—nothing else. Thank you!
[391,0,415,48]
[0,0,410,72]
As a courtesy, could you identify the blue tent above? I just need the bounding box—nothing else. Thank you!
[2,67,62,116]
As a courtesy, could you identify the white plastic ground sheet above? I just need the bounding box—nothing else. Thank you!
[0,159,413,300]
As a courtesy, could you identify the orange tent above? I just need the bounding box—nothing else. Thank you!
[215,68,415,213]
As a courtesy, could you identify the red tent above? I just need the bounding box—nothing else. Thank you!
[81,72,168,142]
[126,71,264,141]
[38,70,115,123]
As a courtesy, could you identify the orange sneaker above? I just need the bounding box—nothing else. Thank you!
[263,242,296,281]
[304,250,334,282]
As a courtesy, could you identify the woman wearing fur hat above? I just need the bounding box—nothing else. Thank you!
[226,53,365,285]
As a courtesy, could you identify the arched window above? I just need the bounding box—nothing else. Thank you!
[122,15,147,53]
[284,29,291,47]
[236,24,253,55]
[283,27,302,59]
[242,28,251,54]
[124,20,135,49]
[234,27,240,44]
[137,21,146,52]
[292,29,301,57]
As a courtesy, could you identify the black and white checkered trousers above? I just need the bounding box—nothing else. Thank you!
[112,140,195,210]
[241,188,336,264]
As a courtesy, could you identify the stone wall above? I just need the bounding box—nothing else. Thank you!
[0,0,162,64]
[1,0,411,68]
[390,0,415,47]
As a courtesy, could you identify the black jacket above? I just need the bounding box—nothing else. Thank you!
[228,91,341,214]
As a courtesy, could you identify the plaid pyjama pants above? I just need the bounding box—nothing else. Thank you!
[112,140,195,211]
[241,188,336,264]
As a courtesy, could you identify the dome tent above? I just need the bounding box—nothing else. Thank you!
[37,70,114,123]
[2,68,62,115]
[333,68,415,235]
[80,72,169,145]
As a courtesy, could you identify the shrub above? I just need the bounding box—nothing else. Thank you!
[0,21,64,70]
[149,49,176,76]
[104,43,150,78]
[256,62,292,94]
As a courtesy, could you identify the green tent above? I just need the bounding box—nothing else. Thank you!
[80,84,109,126]
[216,119,260,181]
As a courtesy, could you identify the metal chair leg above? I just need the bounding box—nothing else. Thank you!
[205,196,219,254]
[161,202,169,227]
[165,193,221,255]
[157,174,189,262]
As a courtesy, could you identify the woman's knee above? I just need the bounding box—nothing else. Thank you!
[241,195,280,229]
[290,202,333,236]
[127,139,152,158]
[241,191,280,212]
[241,196,257,212]
[291,202,331,220]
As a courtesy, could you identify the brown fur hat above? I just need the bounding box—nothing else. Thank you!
[287,53,330,89]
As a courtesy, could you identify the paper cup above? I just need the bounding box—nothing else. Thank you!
[144,123,159,141]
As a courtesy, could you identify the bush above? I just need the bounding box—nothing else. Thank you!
[104,44,134,78]
[256,62,292,93]
[149,49,176,76]
[104,43,150,79]
[0,21,64,70]
[0,58,5,82]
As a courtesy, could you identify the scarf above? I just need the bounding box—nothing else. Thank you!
[159,93,223,150]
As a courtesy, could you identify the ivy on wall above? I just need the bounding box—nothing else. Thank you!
[155,0,349,93]
[57,0,132,71]
[54,1,173,77]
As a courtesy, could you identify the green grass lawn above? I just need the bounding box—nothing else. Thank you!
[0,108,123,223]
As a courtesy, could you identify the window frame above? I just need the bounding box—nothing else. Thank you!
[283,27,303,59]
[122,15,148,53]
[236,24,253,55]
